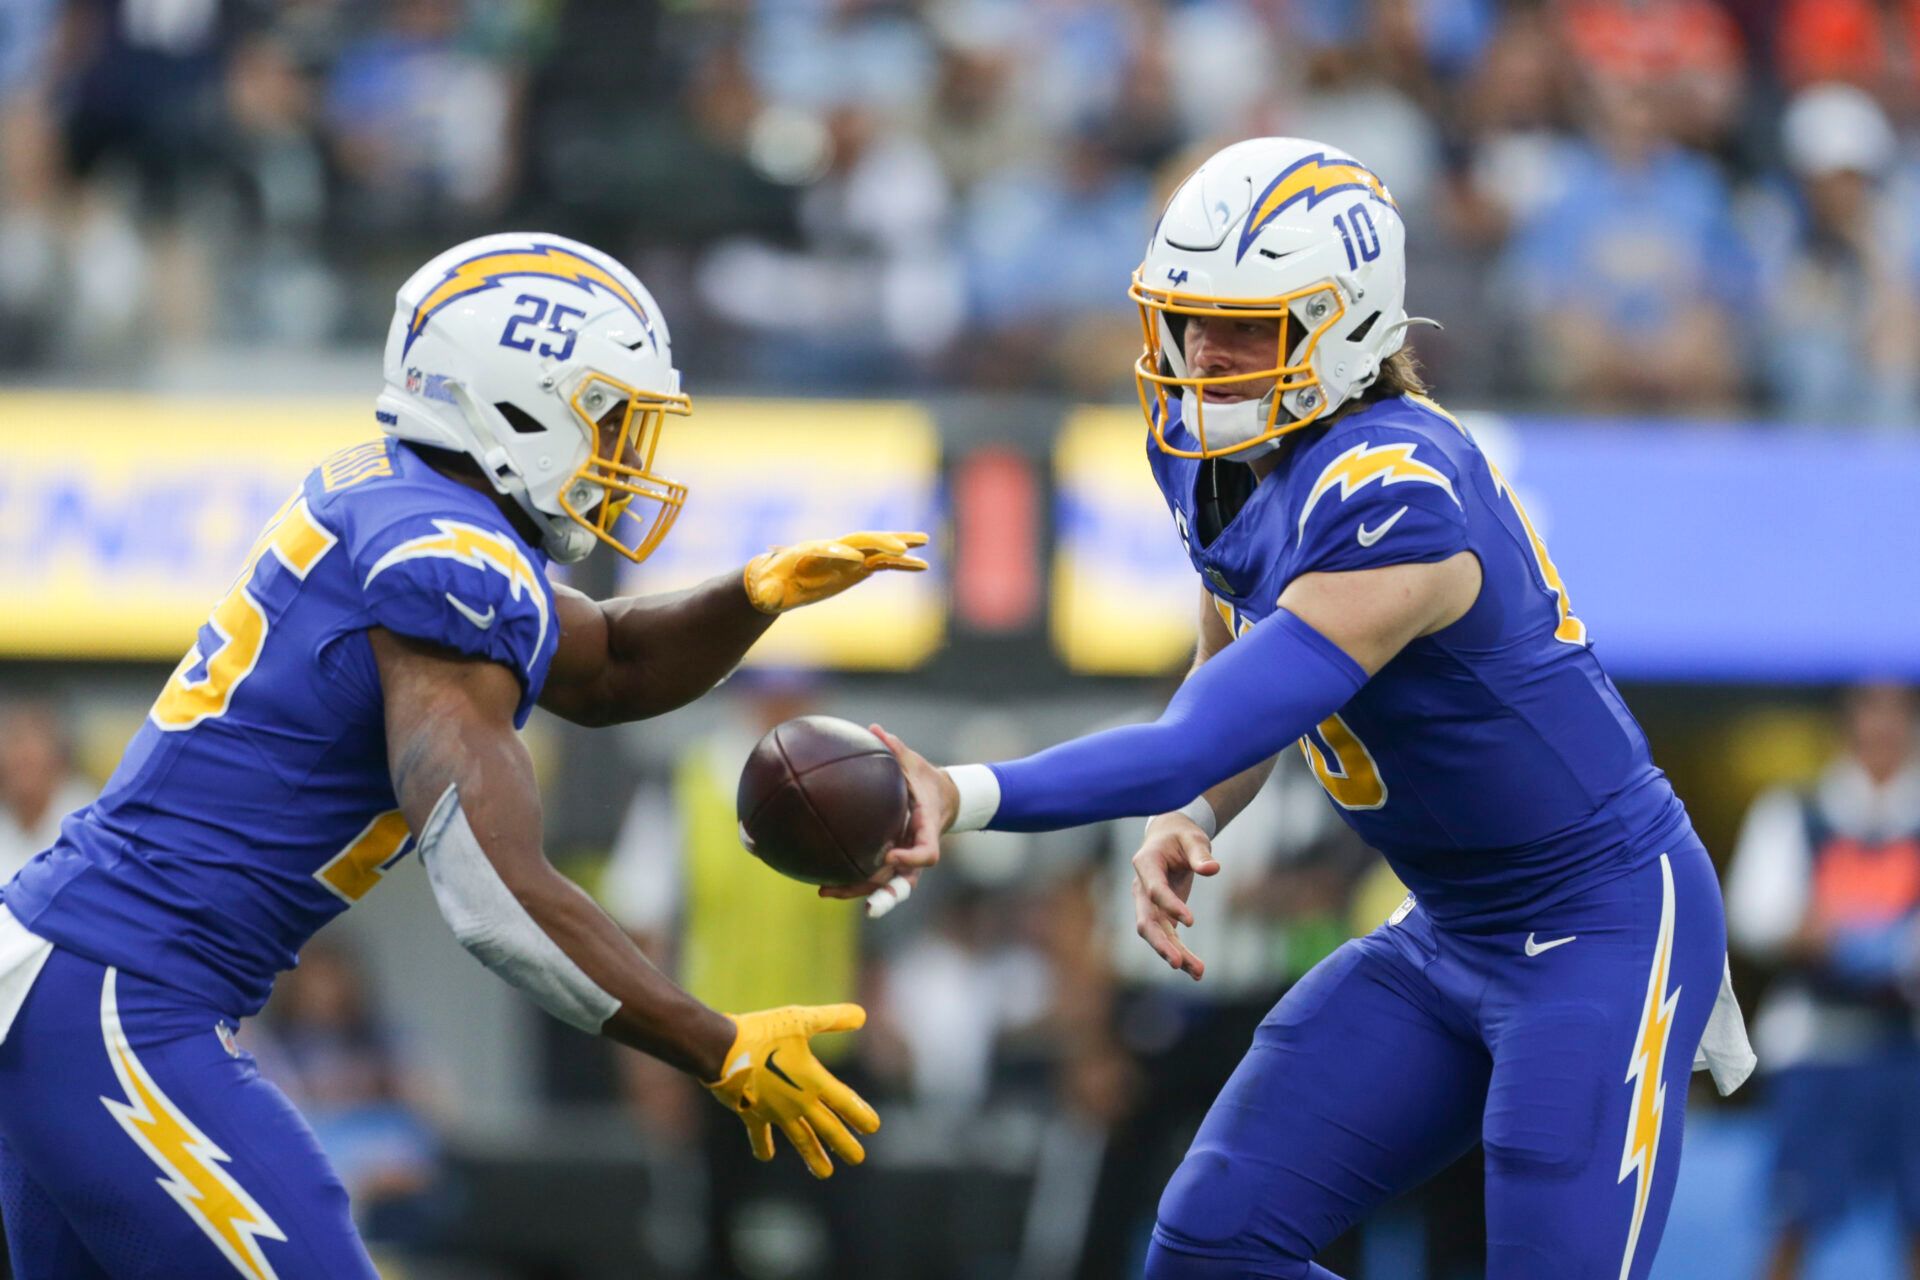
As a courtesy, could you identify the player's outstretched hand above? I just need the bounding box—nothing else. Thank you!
[817,724,947,917]
[1132,815,1221,981]
[743,531,929,614]
[703,1004,881,1179]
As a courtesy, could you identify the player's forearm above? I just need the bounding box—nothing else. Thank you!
[507,868,733,1078]
[426,783,733,1080]
[1181,755,1279,835]
[390,703,732,1079]
[955,610,1365,833]
[590,570,777,722]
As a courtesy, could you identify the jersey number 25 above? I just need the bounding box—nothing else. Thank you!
[151,495,338,732]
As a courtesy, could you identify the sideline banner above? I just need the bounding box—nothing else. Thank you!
[0,393,947,669]
[1049,407,1920,682]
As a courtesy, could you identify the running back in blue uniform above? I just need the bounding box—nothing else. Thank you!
[7,439,557,1022]
[866,137,1754,1280]
[0,232,911,1279]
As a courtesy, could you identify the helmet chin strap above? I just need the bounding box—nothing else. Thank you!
[546,521,597,563]
[1180,388,1284,459]
[449,378,599,561]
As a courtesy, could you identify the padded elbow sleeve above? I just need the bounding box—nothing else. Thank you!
[418,784,621,1034]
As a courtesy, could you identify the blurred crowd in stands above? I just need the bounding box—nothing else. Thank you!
[4,0,1920,425]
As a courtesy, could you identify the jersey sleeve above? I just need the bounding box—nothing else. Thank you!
[1289,432,1469,578]
[351,511,556,725]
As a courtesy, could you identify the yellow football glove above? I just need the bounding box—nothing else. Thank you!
[703,1003,881,1178]
[743,531,929,614]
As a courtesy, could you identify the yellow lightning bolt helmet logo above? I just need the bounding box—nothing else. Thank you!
[402,243,657,359]
[98,969,288,1279]
[1297,441,1457,538]
[365,519,552,654]
[1237,153,1397,262]
[1616,852,1680,1280]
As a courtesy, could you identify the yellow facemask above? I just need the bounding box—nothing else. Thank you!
[1130,270,1346,459]
[557,372,692,564]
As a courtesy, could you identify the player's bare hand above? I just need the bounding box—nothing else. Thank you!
[815,724,949,916]
[869,724,949,872]
[1131,816,1220,981]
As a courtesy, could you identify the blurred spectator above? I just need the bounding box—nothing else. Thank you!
[1271,16,1442,216]
[874,885,1052,1108]
[959,129,1153,394]
[694,96,964,388]
[250,939,452,1256]
[1076,752,1376,1275]
[1726,683,1920,1279]
[4,0,1919,421]
[1742,83,1920,428]
[601,671,866,1279]
[604,673,861,1027]
[1773,0,1920,108]
[51,0,240,359]
[1503,74,1749,412]
[1558,0,1746,155]
[0,0,64,367]
[0,703,93,882]
[221,1,351,345]
[322,0,528,234]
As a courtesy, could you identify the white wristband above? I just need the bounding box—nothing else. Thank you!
[1146,796,1217,840]
[945,764,1001,833]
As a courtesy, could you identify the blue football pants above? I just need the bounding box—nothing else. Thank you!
[1146,840,1725,1280]
[0,946,378,1279]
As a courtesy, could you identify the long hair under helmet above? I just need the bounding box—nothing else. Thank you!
[1132,137,1429,459]
[376,232,691,564]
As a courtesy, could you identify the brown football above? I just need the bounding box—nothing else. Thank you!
[736,715,911,886]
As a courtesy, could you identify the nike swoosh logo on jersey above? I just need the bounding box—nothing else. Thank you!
[1524,932,1577,957]
[445,592,497,630]
[1356,506,1409,547]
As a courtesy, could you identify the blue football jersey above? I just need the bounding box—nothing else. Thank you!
[1148,394,1689,928]
[3,439,559,1019]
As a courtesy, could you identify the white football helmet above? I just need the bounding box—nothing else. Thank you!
[376,232,691,564]
[1132,137,1420,459]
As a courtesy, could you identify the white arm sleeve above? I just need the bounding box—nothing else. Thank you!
[1725,787,1813,958]
[417,784,621,1034]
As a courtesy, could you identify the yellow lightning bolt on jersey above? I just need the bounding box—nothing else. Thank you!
[1615,853,1680,1280]
[365,519,551,653]
[98,970,288,1280]
[1297,440,1457,538]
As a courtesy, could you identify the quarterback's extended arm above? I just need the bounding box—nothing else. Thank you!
[373,629,878,1176]
[863,555,1481,882]
[539,532,927,726]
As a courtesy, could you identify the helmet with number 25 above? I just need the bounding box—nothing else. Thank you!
[376,232,691,564]
[1133,137,1424,459]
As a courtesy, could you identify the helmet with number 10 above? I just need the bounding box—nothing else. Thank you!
[1133,137,1416,459]
[376,232,691,565]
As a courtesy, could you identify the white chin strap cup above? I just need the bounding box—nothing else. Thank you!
[1179,390,1283,459]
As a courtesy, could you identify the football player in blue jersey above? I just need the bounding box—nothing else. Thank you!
[0,233,922,1278]
[845,139,1756,1279]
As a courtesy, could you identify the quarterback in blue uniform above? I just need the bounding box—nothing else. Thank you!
[858,139,1754,1278]
[0,233,918,1278]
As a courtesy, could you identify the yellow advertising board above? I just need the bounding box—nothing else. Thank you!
[1050,406,1198,674]
[612,399,946,670]
[0,392,946,669]
[0,392,371,658]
